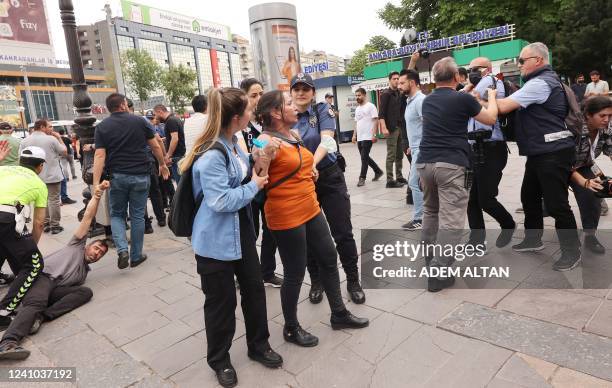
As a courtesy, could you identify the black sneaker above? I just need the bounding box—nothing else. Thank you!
[512,239,545,252]
[386,180,403,188]
[427,275,456,292]
[215,366,238,388]
[263,275,283,288]
[117,251,130,269]
[43,225,51,233]
[552,250,582,272]
[330,310,369,330]
[283,325,318,347]
[402,219,422,230]
[347,281,366,304]
[308,282,324,304]
[247,348,283,368]
[61,197,77,205]
[130,254,148,268]
[496,226,516,248]
[158,217,167,227]
[0,272,15,286]
[372,171,384,182]
[357,178,365,187]
[585,235,606,255]
[144,224,154,234]
[0,341,30,360]
[51,226,64,235]
[396,177,408,185]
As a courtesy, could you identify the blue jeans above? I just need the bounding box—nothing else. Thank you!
[171,157,182,184]
[60,178,68,201]
[109,173,150,262]
[409,147,423,220]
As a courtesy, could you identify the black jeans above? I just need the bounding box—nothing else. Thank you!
[272,212,346,327]
[468,142,515,241]
[159,176,175,208]
[570,166,602,233]
[196,208,270,371]
[521,147,580,252]
[2,274,92,344]
[357,140,382,179]
[307,163,360,284]
[250,199,277,280]
[0,219,44,313]
[149,162,165,222]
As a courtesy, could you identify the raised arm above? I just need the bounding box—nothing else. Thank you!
[74,181,110,240]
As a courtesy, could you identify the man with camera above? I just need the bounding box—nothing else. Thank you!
[496,42,581,271]
[463,57,516,248]
[418,57,498,292]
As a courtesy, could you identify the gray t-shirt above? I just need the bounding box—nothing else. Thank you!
[19,131,66,184]
[43,235,90,287]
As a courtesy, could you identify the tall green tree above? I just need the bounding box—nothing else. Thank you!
[160,65,198,115]
[121,49,162,113]
[377,0,609,78]
[346,35,397,76]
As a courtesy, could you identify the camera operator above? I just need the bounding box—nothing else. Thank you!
[463,57,516,248]
[417,57,498,292]
[570,96,612,254]
[495,42,581,271]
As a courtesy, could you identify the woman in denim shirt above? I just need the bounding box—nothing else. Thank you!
[180,87,282,388]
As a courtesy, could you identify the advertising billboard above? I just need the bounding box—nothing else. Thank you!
[0,86,21,128]
[121,0,231,41]
[0,0,56,66]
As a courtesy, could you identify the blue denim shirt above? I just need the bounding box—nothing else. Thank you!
[404,91,426,150]
[191,135,259,260]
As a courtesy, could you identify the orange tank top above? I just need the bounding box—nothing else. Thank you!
[264,142,320,230]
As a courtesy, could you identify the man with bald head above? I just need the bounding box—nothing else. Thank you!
[496,42,581,272]
[463,57,515,249]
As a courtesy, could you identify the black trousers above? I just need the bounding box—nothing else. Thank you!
[159,176,175,208]
[521,147,580,252]
[307,163,360,284]
[570,166,602,233]
[468,142,515,241]
[1,274,92,343]
[149,163,165,222]
[0,219,44,313]
[250,199,277,280]
[357,140,382,179]
[196,208,270,371]
[272,212,345,327]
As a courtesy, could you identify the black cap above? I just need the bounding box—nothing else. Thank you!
[0,121,12,131]
[290,73,314,89]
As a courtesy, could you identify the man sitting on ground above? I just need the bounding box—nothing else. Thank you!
[0,181,111,360]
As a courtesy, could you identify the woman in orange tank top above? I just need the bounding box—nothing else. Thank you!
[253,91,368,348]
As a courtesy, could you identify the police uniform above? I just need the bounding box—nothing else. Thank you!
[295,100,363,298]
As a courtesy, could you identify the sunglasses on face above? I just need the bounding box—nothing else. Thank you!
[518,56,539,65]
[467,66,487,73]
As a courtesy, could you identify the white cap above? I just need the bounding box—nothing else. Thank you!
[20,146,46,161]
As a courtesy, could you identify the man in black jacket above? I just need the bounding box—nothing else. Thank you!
[378,72,406,188]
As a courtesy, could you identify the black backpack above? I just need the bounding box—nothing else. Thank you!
[497,77,519,142]
[168,141,229,237]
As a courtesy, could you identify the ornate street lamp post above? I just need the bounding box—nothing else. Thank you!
[59,0,105,236]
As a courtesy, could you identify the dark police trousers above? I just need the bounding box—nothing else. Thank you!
[468,142,515,242]
[0,217,44,313]
[251,199,278,280]
[2,274,92,344]
[521,147,580,252]
[196,207,270,371]
[307,163,360,284]
[569,166,602,233]
[148,161,166,222]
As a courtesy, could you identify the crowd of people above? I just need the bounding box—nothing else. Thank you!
[0,39,610,387]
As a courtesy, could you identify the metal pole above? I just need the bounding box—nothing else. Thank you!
[20,66,38,124]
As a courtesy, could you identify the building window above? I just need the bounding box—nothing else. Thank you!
[173,36,190,43]
[230,53,242,86]
[200,41,210,47]
[116,35,135,53]
[170,44,197,71]
[21,90,58,123]
[141,30,162,38]
[119,26,129,32]
[217,51,232,87]
[138,39,170,68]
[197,48,213,92]
[217,43,225,49]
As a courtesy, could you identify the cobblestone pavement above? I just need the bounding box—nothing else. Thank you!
[2,141,612,387]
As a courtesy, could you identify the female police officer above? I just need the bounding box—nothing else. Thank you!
[289,73,365,304]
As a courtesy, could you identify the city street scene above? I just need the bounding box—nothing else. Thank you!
[0,0,611,387]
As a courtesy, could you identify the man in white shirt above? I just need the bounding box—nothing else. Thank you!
[585,70,610,97]
[183,95,208,153]
[352,87,383,187]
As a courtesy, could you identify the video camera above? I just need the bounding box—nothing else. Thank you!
[468,129,492,166]
[595,176,612,198]
[418,48,430,59]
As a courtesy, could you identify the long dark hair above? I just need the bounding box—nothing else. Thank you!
[240,78,263,93]
[254,90,285,129]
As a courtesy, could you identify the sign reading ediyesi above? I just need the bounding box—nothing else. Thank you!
[304,62,328,74]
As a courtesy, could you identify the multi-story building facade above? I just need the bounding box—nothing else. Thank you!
[232,34,255,81]
[300,50,348,79]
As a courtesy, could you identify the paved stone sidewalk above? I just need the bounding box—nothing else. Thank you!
[1,141,612,387]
